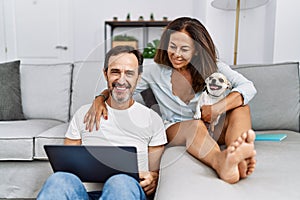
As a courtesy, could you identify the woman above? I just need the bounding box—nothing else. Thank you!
[84,17,257,184]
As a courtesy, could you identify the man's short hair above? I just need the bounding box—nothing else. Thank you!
[104,45,144,74]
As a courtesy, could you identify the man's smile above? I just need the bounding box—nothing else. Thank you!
[112,82,131,92]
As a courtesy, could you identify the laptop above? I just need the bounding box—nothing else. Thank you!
[44,145,139,183]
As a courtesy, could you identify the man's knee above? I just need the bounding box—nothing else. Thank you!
[105,174,138,188]
[102,174,145,200]
[37,172,86,200]
[47,172,80,185]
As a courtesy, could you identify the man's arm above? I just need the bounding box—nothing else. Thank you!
[64,138,81,145]
[140,145,164,196]
[148,145,165,172]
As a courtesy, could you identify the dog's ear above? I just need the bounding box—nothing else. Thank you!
[205,76,210,85]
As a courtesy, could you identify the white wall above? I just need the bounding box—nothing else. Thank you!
[206,0,300,65]
[273,0,300,63]
[0,0,6,61]
[1,0,299,64]
[206,0,277,65]
[71,0,201,62]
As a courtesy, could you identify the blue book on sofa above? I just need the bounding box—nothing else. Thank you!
[255,133,287,141]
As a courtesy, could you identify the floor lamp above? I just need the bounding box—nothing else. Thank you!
[211,0,269,65]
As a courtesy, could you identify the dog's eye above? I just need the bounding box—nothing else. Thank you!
[219,78,224,83]
[209,77,213,80]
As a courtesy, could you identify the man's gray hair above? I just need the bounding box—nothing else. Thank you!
[104,45,144,74]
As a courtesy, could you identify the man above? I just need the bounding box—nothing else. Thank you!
[37,46,167,200]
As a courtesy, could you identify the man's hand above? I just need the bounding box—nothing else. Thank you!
[139,171,159,196]
[83,96,108,132]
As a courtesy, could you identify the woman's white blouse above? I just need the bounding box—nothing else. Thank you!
[135,61,257,129]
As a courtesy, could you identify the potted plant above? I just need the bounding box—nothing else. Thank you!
[143,39,160,58]
[112,34,138,49]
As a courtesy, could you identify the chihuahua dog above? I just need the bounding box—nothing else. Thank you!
[194,72,232,131]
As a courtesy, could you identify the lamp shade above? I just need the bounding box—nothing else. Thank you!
[211,0,269,11]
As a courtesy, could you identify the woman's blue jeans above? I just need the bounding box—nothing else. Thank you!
[37,172,146,200]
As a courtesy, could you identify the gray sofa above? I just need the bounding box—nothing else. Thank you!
[0,61,299,199]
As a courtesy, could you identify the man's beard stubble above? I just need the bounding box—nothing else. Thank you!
[110,82,133,104]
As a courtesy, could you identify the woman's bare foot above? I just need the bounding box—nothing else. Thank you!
[237,130,257,178]
[215,131,256,184]
[246,157,256,175]
[239,157,257,178]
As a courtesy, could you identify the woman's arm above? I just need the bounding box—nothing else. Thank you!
[218,62,257,105]
[201,62,257,123]
[83,89,109,132]
[201,91,243,123]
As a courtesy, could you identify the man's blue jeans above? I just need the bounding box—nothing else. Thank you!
[37,172,146,200]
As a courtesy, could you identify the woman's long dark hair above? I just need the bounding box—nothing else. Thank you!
[154,17,218,93]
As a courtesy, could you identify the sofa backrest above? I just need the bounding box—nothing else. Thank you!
[234,62,300,132]
[20,61,299,132]
[70,61,106,117]
[20,63,72,122]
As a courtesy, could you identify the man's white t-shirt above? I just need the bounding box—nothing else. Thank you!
[66,102,167,172]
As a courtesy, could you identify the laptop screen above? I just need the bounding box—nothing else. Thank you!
[44,145,139,183]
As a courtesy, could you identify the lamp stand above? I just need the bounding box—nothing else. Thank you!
[211,0,269,65]
[233,0,240,65]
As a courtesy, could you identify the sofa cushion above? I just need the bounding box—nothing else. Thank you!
[0,60,25,120]
[234,62,300,132]
[71,61,106,117]
[20,63,72,122]
[0,119,62,160]
[0,161,53,198]
[156,130,300,200]
[34,123,69,159]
